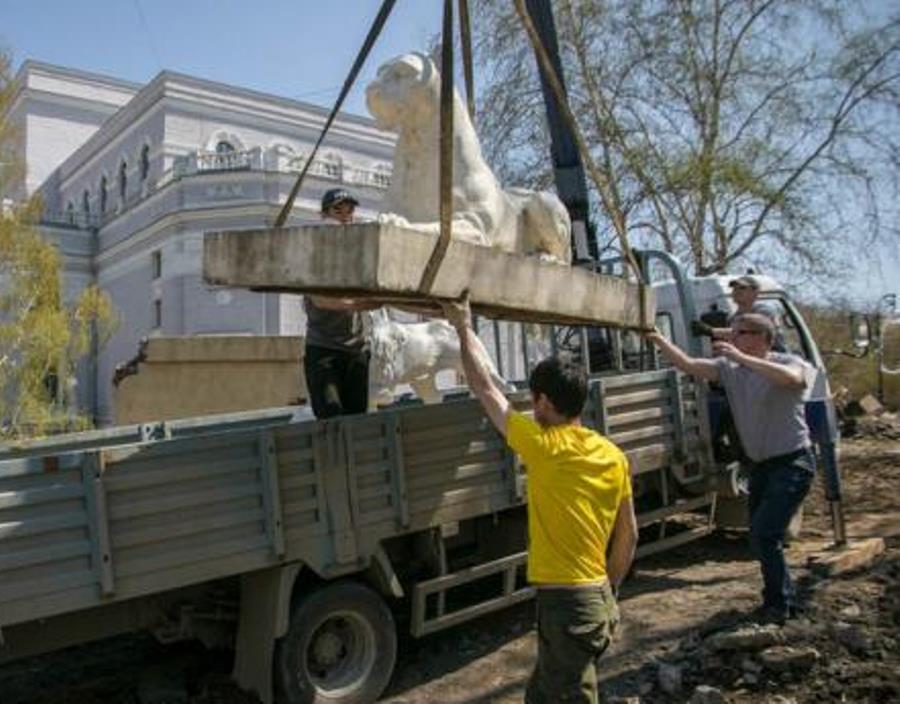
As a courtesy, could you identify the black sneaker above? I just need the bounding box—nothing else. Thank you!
[746,605,788,626]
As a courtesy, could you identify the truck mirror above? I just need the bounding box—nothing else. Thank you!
[850,314,871,350]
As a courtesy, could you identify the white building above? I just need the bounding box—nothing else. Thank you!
[5,60,396,424]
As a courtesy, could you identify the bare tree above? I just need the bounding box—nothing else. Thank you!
[472,0,900,283]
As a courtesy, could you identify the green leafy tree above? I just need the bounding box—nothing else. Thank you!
[473,0,900,284]
[0,51,116,438]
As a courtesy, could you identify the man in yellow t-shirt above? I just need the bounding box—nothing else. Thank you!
[442,297,638,704]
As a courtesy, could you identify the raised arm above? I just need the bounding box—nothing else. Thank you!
[712,342,807,388]
[441,296,511,436]
[645,330,720,382]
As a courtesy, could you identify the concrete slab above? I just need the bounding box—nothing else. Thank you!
[203,223,655,328]
[807,537,886,577]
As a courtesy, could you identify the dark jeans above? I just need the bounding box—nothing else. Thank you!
[525,583,619,704]
[303,344,369,419]
[748,448,816,613]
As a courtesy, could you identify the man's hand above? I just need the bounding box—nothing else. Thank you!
[712,341,746,362]
[643,327,665,345]
[441,293,472,332]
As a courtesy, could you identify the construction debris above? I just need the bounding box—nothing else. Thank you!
[808,537,886,577]
[858,393,885,416]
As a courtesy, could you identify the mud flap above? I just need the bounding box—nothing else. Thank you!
[232,563,303,704]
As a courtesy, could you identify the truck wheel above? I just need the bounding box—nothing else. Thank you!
[276,580,397,704]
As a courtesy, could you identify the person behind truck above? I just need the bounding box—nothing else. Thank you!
[693,275,784,348]
[645,313,815,625]
[441,295,638,704]
[303,189,377,418]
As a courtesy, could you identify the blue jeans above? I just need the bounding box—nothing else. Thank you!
[748,448,816,613]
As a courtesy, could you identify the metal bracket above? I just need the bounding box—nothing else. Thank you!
[258,431,285,559]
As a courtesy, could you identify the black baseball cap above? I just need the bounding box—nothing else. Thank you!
[321,188,359,212]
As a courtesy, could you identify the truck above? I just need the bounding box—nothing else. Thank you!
[0,251,845,704]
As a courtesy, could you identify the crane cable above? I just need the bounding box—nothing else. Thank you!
[512,0,651,328]
[274,0,398,228]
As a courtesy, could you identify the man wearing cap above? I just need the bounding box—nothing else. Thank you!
[694,275,782,343]
[645,313,816,625]
[303,189,377,418]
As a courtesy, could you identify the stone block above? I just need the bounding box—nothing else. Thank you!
[706,624,785,652]
[113,336,306,424]
[858,393,884,416]
[203,223,655,328]
[808,537,886,577]
[758,645,820,672]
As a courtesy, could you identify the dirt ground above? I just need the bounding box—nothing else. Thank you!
[2,427,898,704]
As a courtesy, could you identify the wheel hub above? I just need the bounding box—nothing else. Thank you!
[312,628,345,668]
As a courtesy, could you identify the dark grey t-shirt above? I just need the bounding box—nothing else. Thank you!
[304,297,367,353]
[714,353,813,462]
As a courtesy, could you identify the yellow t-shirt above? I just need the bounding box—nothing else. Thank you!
[507,411,632,585]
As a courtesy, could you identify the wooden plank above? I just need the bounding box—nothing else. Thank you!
[278,472,319,491]
[637,495,715,527]
[0,539,91,572]
[0,483,85,510]
[609,423,676,446]
[203,223,655,329]
[115,534,270,579]
[0,511,87,540]
[606,406,670,428]
[636,525,713,558]
[604,388,672,409]
[113,507,266,549]
[0,568,97,603]
[108,481,261,521]
[103,455,255,492]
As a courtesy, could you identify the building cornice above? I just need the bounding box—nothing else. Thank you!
[5,60,140,121]
[48,69,395,192]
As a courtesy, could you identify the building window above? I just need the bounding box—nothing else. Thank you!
[82,189,90,215]
[119,161,127,201]
[153,299,162,329]
[140,144,150,181]
[215,140,235,154]
[66,202,75,224]
[152,250,162,279]
[100,176,108,213]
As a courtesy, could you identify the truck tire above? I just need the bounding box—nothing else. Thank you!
[275,580,397,704]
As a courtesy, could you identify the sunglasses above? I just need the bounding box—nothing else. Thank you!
[733,329,764,337]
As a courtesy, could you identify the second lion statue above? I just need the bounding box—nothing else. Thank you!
[366,52,572,264]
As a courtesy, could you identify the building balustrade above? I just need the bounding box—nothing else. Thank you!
[47,145,392,231]
[40,210,100,230]
[197,149,254,172]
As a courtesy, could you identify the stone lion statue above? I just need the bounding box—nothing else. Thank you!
[366,52,572,264]
[366,308,511,407]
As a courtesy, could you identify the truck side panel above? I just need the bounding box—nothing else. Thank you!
[0,368,714,634]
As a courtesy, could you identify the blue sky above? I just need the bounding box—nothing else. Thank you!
[2,0,897,306]
[2,0,443,116]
